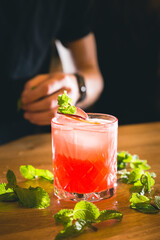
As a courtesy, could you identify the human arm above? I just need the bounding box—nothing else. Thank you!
[21,33,103,125]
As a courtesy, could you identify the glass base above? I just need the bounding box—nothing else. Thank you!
[54,186,115,202]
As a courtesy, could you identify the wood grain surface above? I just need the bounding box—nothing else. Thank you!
[0,122,160,240]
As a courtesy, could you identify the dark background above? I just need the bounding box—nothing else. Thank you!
[90,0,160,125]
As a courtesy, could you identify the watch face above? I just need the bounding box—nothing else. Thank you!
[74,73,86,103]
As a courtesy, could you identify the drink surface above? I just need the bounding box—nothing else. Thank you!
[52,114,117,194]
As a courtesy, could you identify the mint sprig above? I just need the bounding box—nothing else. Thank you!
[0,183,18,202]
[117,151,151,171]
[118,151,160,214]
[0,170,50,209]
[57,91,76,115]
[54,201,123,239]
[20,165,53,182]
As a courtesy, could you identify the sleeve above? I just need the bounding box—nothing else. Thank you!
[56,0,94,44]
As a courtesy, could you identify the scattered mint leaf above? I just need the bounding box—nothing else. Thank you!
[128,169,144,184]
[129,186,144,194]
[54,209,74,227]
[0,183,13,194]
[54,201,123,239]
[0,183,18,202]
[140,172,155,192]
[117,151,132,170]
[20,165,36,179]
[154,196,160,210]
[0,192,18,202]
[120,171,130,183]
[120,169,144,184]
[57,91,76,115]
[6,170,17,190]
[20,165,53,182]
[130,159,150,170]
[55,219,87,240]
[96,210,123,222]
[130,202,159,214]
[73,201,100,222]
[14,186,50,209]
[35,169,53,182]
[129,193,151,204]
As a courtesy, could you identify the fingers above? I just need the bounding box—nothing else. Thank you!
[22,88,69,112]
[22,73,68,104]
[23,74,49,90]
[21,72,79,126]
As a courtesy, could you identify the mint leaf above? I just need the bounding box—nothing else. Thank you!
[129,185,144,194]
[0,192,18,202]
[120,169,144,184]
[128,169,144,184]
[120,171,130,183]
[73,201,100,222]
[140,172,155,192]
[130,193,151,204]
[57,91,76,115]
[0,183,18,202]
[35,169,53,182]
[130,159,150,170]
[14,186,50,209]
[130,202,159,214]
[54,209,74,227]
[54,201,123,239]
[0,183,13,194]
[117,151,132,170]
[97,210,123,222]
[6,170,17,189]
[20,165,36,179]
[154,196,160,210]
[55,219,87,240]
[20,165,53,182]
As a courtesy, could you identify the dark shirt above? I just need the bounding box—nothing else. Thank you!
[0,0,92,144]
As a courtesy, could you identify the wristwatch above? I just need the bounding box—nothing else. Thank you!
[74,73,86,103]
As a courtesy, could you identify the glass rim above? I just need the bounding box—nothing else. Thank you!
[51,113,118,131]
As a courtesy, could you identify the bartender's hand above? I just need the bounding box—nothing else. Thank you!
[21,72,79,125]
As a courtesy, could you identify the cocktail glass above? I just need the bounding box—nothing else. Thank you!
[51,113,118,202]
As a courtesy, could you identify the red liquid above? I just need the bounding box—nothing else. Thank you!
[52,115,117,194]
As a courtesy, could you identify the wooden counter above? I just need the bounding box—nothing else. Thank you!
[0,122,160,240]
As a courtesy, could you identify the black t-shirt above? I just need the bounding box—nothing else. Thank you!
[0,0,93,144]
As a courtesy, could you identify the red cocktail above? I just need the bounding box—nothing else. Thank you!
[51,113,118,201]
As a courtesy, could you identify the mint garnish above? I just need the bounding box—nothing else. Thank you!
[55,219,87,240]
[73,201,100,222]
[0,170,50,209]
[154,196,160,210]
[0,183,18,202]
[54,209,74,228]
[14,186,50,209]
[96,209,123,222]
[130,193,151,204]
[20,165,53,182]
[57,91,76,115]
[54,201,123,239]
[117,151,151,171]
[130,202,159,214]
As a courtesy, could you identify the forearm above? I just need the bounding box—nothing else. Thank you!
[55,33,104,109]
[75,67,103,109]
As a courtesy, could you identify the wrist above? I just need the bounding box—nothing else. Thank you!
[74,73,86,104]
